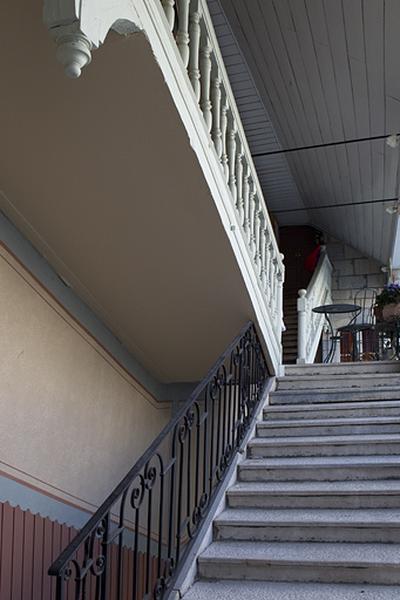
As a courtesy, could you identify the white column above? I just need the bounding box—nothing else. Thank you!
[211,74,222,158]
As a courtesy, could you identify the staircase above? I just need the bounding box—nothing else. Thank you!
[282,295,298,364]
[184,361,400,599]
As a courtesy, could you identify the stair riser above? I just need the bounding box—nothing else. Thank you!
[270,390,400,405]
[277,378,400,391]
[198,561,400,585]
[227,493,400,510]
[264,407,400,420]
[239,466,400,482]
[248,442,400,459]
[257,424,400,437]
[214,523,400,544]
[286,364,400,376]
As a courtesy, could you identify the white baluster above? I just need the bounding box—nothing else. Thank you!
[189,10,201,102]
[200,37,212,131]
[211,72,222,158]
[162,0,175,31]
[248,181,257,249]
[297,289,307,364]
[235,142,244,214]
[277,254,285,333]
[176,0,190,67]
[254,204,263,268]
[227,116,237,203]
[220,99,229,182]
[251,194,260,261]
[242,164,250,231]
[262,228,271,294]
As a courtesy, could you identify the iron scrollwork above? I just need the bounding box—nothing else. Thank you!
[48,322,269,600]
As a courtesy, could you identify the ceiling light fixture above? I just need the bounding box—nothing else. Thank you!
[386,134,400,148]
[385,201,400,215]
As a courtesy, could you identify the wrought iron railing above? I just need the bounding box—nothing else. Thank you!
[48,322,269,599]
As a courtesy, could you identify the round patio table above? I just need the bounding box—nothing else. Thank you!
[312,303,361,363]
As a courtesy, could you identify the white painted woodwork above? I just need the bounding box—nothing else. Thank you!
[188,8,202,102]
[161,0,175,31]
[297,251,333,364]
[42,0,285,371]
[199,35,213,132]
[176,0,190,67]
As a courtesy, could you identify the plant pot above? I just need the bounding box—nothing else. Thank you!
[382,302,400,321]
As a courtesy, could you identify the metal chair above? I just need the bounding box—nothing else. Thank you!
[338,287,377,361]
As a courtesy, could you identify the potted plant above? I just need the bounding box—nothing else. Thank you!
[375,283,400,321]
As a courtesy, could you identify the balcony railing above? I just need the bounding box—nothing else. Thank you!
[297,249,333,364]
[48,322,269,599]
[161,0,284,348]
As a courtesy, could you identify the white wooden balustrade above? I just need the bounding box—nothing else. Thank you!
[157,0,285,345]
[43,0,285,369]
[297,250,333,364]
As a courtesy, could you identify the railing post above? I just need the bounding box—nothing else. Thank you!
[297,289,307,364]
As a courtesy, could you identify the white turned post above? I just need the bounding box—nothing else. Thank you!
[220,99,229,182]
[242,164,250,231]
[297,289,307,364]
[176,0,190,67]
[227,116,237,203]
[189,10,202,102]
[162,0,176,31]
[49,24,92,78]
[200,37,212,131]
[251,195,260,261]
[278,253,285,333]
[211,74,222,157]
[235,142,244,214]
[259,220,267,287]
[262,228,271,294]
[248,181,256,248]
[255,208,264,270]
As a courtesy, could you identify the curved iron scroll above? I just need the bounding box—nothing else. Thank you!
[48,322,269,600]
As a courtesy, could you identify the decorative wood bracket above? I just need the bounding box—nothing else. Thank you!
[43,0,142,78]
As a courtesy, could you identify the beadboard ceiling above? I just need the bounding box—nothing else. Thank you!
[209,0,400,265]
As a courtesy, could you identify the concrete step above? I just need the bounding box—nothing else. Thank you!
[248,433,400,458]
[270,387,400,405]
[183,580,400,600]
[285,362,400,377]
[198,540,400,584]
[214,508,400,543]
[263,400,400,420]
[238,456,400,482]
[227,480,400,509]
[277,373,400,391]
[257,416,400,437]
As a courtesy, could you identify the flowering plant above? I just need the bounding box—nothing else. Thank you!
[375,283,400,307]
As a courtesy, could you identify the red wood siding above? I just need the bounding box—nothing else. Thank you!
[0,501,161,600]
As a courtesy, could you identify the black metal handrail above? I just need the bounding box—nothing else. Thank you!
[48,321,269,599]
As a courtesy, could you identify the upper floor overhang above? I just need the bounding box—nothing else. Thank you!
[0,0,284,383]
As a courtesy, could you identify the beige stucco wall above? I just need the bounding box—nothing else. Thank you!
[0,245,171,512]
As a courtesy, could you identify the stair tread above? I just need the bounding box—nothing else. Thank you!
[199,540,400,565]
[215,507,400,526]
[272,386,400,396]
[228,480,400,494]
[249,433,400,446]
[264,400,400,413]
[184,580,400,599]
[259,416,400,428]
[240,455,400,468]
[278,373,400,383]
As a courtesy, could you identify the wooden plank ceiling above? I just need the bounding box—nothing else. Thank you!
[209,0,400,264]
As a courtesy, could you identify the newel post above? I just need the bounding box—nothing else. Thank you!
[297,289,307,364]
